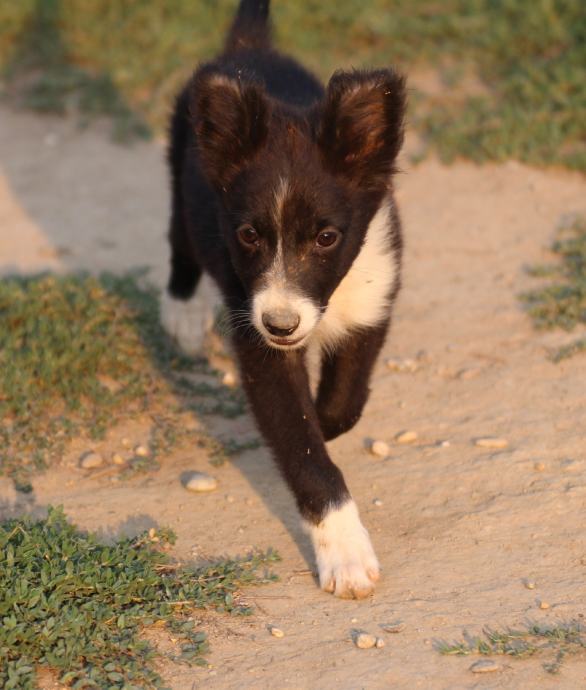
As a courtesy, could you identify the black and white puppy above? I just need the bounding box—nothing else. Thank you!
[162,0,406,599]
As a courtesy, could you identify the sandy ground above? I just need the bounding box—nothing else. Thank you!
[1,104,586,690]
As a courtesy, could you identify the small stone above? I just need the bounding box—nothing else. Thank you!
[539,601,550,610]
[351,618,358,623]
[396,430,417,444]
[469,659,500,674]
[225,494,235,503]
[386,357,419,373]
[183,471,218,493]
[222,371,236,387]
[269,626,284,638]
[375,637,385,648]
[458,367,481,380]
[354,633,377,649]
[534,461,545,472]
[380,622,404,633]
[111,453,125,465]
[370,440,390,457]
[121,438,131,449]
[134,445,149,457]
[79,451,104,469]
[475,437,509,449]
[373,498,383,507]
[524,580,536,590]
[438,440,450,448]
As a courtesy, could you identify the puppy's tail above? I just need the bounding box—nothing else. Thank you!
[225,0,272,52]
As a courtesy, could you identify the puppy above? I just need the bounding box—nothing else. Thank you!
[163,0,406,599]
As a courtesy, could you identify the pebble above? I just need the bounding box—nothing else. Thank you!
[457,367,481,380]
[438,440,451,448]
[183,471,218,493]
[269,626,284,638]
[79,451,104,469]
[370,440,390,457]
[373,499,383,507]
[134,445,149,457]
[469,659,500,674]
[539,601,550,610]
[380,622,404,633]
[524,580,536,590]
[225,494,235,503]
[396,430,418,444]
[111,453,125,465]
[386,357,419,373]
[475,437,509,449]
[375,637,385,648]
[121,438,131,449]
[222,371,237,387]
[534,461,545,472]
[354,633,377,649]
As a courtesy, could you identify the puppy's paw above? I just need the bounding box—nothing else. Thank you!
[305,500,380,599]
[160,290,208,355]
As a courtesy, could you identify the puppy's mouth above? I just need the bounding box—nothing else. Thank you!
[267,334,307,349]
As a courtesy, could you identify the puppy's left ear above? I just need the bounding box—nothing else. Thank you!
[318,69,406,189]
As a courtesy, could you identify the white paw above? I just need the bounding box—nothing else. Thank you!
[304,500,380,599]
[160,275,222,355]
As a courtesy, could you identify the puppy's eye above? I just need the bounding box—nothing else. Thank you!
[316,229,340,249]
[237,224,259,248]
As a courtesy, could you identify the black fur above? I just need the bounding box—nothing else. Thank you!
[166,0,406,525]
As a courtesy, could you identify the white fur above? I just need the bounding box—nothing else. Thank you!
[314,199,397,351]
[303,499,380,599]
[160,275,221,354]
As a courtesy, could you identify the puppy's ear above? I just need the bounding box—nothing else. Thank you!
[190,71,270,189]
[318,69,406,189]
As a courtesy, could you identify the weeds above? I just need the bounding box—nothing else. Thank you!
[0,272,255,484]
[0,506,279,689]
[2,0,149,142]
[436,620,586,674]
[1,1,584,167]
[520,216,586,361]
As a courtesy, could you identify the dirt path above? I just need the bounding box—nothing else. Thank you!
[1,105,585,689]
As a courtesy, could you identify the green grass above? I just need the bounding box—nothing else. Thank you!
[520,216,586,361]
[0,506,279,689]
[0,272,255,486]
[0,0,584,166]
[436,620,586,674]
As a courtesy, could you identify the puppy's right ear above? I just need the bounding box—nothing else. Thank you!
[190,71,270,189]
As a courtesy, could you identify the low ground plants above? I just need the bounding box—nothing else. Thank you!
[0,272,253,487]
[0,506,279,689]
[1,0,584,167]
[521,216,586,361]
[437,620,586,674]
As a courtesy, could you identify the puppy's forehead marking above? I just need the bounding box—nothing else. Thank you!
[272,176,290,229]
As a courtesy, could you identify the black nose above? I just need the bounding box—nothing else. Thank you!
[262,310,300,337]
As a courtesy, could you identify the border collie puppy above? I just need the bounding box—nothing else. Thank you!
[162,0,406,599]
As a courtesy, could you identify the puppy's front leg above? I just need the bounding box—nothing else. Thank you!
[234,337,379,599]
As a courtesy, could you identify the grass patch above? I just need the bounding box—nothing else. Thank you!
[0,1,584,167]
[0,272,254,485]
[0,506,279,689]
[520,215,586,361]
[436,620,586,674]
[2,0,149,142]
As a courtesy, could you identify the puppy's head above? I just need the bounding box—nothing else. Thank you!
[190,67,406,349]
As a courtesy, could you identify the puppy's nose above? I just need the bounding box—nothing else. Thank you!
[262,310,300,337]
